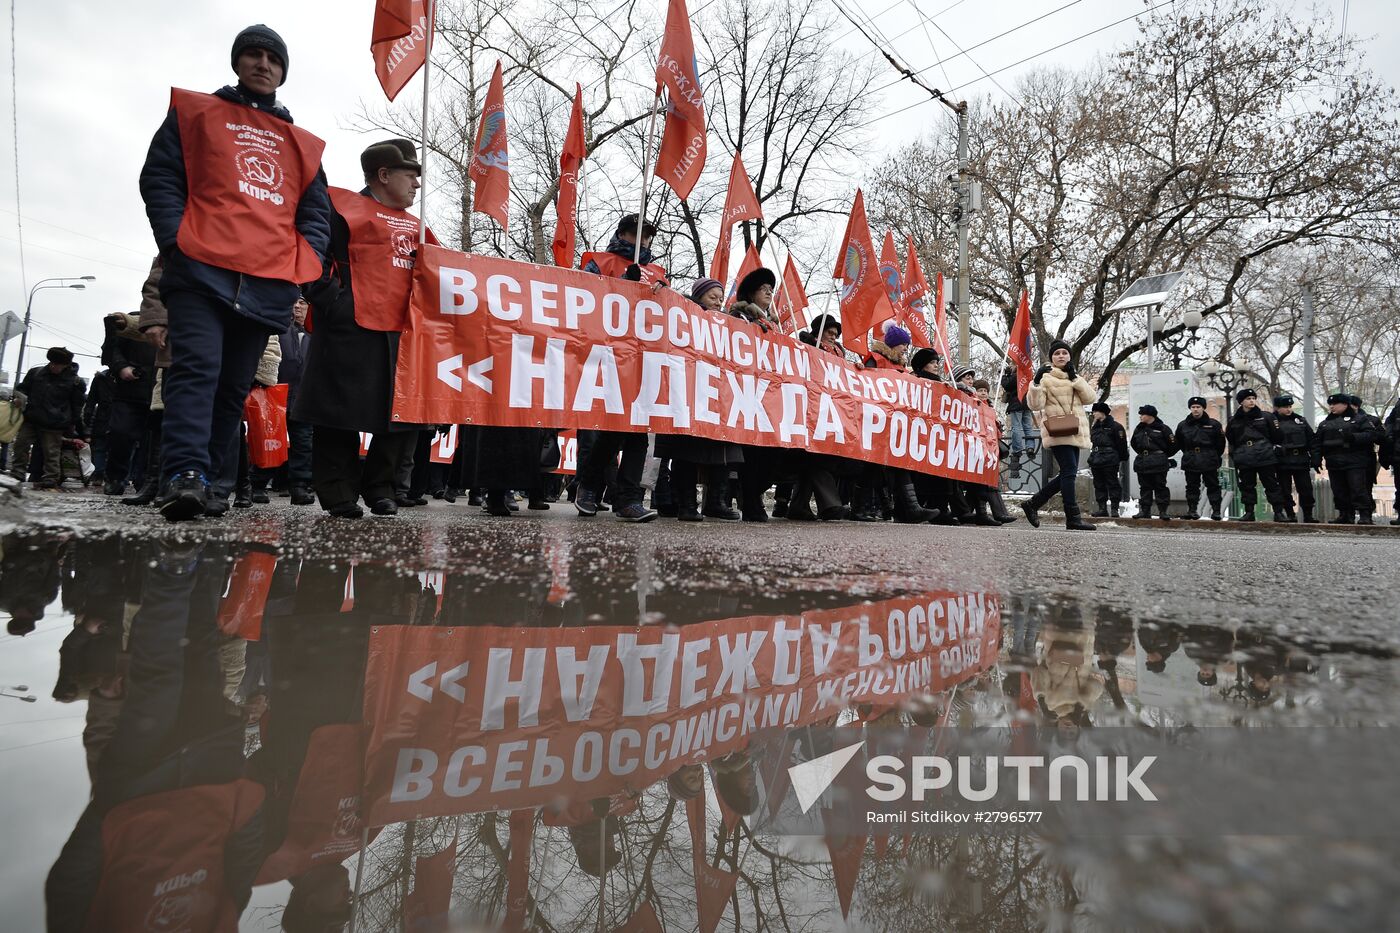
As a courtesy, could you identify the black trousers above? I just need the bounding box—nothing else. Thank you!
[1091,465,1122,505]
[1327,465,1372,515]
[578,431,647,506]
[1275,468,1314,511]
[1137,471,1170,508]
[103,398,149,486]
[1236,466,1283,508]
[312,427,416,508]
[1184,469,1222,513]
[1028,446,1082,513]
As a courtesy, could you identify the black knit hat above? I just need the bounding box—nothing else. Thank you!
[1273,394,1294,408]
[1187,396,1206,408]
[1138,404,1158,417]
[1048,338,1071,356]
[231,24,289,85]
[1091,401,1111,415]
[1235,388,1257,404]
[910,348,940,372]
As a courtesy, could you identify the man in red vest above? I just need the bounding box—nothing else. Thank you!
[139,24,330,521]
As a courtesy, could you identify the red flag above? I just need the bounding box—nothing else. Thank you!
[725,243,762,309]
[773,255,809,335]
[551,84,586,268]
[654,0,706,199]
[1008,289,1035,402]
[708,151,762,284]
[900,235,933,349]
[878,232,903,309]
[614,902,663,933]
[372,0,431,102]
[216,551,276,640]
[470,61,510,229]
[403,841,456,932]
[826,831,866,919]
[503,810,533,931]
[685,796,737,933]
[933,271,954,376]
[833,190,897,355]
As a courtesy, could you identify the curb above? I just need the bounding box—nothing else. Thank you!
[1085,515,1400,536]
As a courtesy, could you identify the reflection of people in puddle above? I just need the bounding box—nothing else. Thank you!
[0,530,64,635]
[1033,611,1104,734]
[1183,623,1236,688]
[548,795,638,877]
[1233,627,1316,705]
[1136,619,1184,674]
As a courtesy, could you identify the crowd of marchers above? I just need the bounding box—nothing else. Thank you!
[2,23,1397,531]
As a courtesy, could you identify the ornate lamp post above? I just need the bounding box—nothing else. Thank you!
[1201,359,1243,418]
[1151,310,1204,370]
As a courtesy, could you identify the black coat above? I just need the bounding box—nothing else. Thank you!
[1270,412,1314,470]
[293,193,407,434]
[1088,416,1128,468]
[1312,410,1378,470]
[456,425,554,490]
[1174,413,1225,472]
[17,364,86,432]
[1383,402,1399,469]
[1000,370,1029,412]
[277,324,309,411]
[83,371,114,440]
[1227,407,1279,468]
[139,84,331,331]
[99,328,156,403]
[1130,419,1176,474]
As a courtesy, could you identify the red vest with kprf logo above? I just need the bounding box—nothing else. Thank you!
[171,88,326,284]
[328,187,438,331]
[580,250,668,285]
[83,779,264,933]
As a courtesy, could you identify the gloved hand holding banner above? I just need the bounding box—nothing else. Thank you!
[391,244,1000,485]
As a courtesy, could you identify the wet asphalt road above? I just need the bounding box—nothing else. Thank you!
[3,489,1400,932]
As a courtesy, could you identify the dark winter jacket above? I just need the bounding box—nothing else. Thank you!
[277,323,309,413]
[139,83,331,333]
[1087,415,1128,469]
[295,188,407,433]
[83,371,115,441]
[1312,409,1378,471]
[1382,401,1399,469]
[1226,407,1279,468]
[99,325,157,404]
[1174,413,1225,472]
[16,364,86,433]
[1354,406,1383,468]
[1269,412,1315,470]
[1130,418,1176,474]
[1000,370,1029,412]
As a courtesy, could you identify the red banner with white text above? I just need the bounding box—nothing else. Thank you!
[360,591,1001,826]
[391,245,999,485]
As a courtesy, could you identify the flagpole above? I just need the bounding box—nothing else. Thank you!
[634,89,663,266]
[348,825,370,933]
[418,0,436,245]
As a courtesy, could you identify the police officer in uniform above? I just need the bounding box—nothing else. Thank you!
[1174,396,1225,520]
[1312,392,1380,525]
[1267,394,1316,523]
[1130,405,1176,520]
[1088,402,1127,517]
[1226,388,1284,522]
[1383,397,1400,525]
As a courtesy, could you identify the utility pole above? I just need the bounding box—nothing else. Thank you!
[954,103,974,368]
[1301,283,1316,419]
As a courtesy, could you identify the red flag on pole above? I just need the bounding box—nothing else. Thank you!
[833,190,897,355]
[878,231,903,309]
[372,0,430,101]
[773,255,809,335]
[469,61,510,229]
[725,243,762,309]
[503,810,533,931]
[933,271,954,375]
[654,0,706,199]
[1008,289,1036,401]
[900,235,933,349]
[551,84,586,268]
[708,151,762,284]
[685,795,738,933]
[403,841,456,932]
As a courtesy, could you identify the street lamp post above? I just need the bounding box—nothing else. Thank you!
[1151,310,1204,370]
[1202,359,1243,419]
[13,275,96,378]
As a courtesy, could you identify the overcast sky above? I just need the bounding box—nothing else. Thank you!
[0,0,1388,383]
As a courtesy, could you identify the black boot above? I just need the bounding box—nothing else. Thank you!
[1158,502,1172,521]
[1272,508,1289,523]
[1091,500,1109,518]
[1021,500,1041,528]
[1329,512,1353,525]
[676,480,703,522]
[988,489,1016,523]
[1302,507,1318,523]
[1209,498,1222,521]
[122,473,160,506]
[702,475,741,521]
[1065,506,1097,531]
[234,478,254,509]
[961,499,999,526]
[785,478,816,521]
[1111,501,1121,518]
[486,490,513,516]
[1284,508,1297,523]
[851,485,881,522]
[1357,512,1374,526]
[893,478,938,524]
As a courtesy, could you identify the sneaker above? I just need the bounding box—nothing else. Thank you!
[157,471,209,522]
[575,488,599,517]
[615,502,658,523]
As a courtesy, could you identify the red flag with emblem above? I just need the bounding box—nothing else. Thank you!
[1008,289,1035,401]
[878,231,903,309]
[708,151,762,284]
[372,0,431,102]
[551,84,586,268]
[469,61,510,229]
[833,190,896,355]
[654,0,706,199]
[724,243,762,310]
[933,271,954,375]
[773,255,809,335]
[900,235,933,349]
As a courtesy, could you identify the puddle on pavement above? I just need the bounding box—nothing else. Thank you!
[2,526,1396,932]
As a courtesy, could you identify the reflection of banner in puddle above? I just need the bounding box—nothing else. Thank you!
[361,592,1001,826]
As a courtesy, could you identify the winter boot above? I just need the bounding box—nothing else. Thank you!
[988,489,1017,523]
[702,476,741,521]
[122,473,160,507]
[1284,508,1297,523]
[1091,500,1109,518]
[234,477,254,509]
[1064,506,1097,531]
[1357,512,1375,526]
[1158,503,1172,521]
[1329,512,1354,525]
[1111,501,1121,518]
[893,478,938,524]
[963,499,1000,526]
[851,485,881,522]
[676,479,703,522]
[785,478,817,521]
[1302,507,1319,523]
[1272,508,1289,523]
[486,490,514,516]
[1021,501,1041,528]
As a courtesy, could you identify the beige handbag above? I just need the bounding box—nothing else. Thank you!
[1043,413,1081,438]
